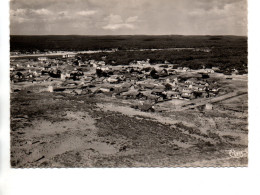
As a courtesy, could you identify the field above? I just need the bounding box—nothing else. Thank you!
[10,35,248,167]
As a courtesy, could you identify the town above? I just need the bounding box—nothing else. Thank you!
[11,53,241,113]
[10,38,248,168]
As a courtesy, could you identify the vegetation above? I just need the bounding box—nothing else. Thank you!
[79,47,247,74]
[11,35,247,75]
[11,35,247,52]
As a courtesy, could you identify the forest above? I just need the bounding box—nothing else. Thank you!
[11,35,247,74]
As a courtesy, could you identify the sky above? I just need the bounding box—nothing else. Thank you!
[10,0,247,35]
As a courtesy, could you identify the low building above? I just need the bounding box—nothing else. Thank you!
[185,78,197,85]
[181,89,195,99]
[166,91,181,99]
[121,90,142,99]
[107,77,119,84]
[204,68,214,73]
[205,103,213,110]
[98,61,106,66]
[62,54,75,58]
[183,67,190,72]
[38,57,48,61]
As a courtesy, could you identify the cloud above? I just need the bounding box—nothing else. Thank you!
[10,8,27,16]
[77,10,97,16]
[126,16,138,23]
[10,9,29,24]
[10,0,247,35]
[11,8,53,24]
[12,17,30,24]
[58,11,68,16]
[103,14,138,30]
[103,23,135,30]
[105,14,123,24]
[31,8,52,15]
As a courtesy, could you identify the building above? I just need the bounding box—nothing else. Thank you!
[166,91,181,99]
[185,78,197,85]
[62,54,75,58]
[181,89,195,99]
[183,67,191,72]
[205,103,213,110]
[38,57,48,61]
[204,68,214,73]
[98,61,106,66]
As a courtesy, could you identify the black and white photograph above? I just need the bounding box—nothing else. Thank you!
[9,0,248,168]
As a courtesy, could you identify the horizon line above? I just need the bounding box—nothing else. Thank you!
[10,34,248,37]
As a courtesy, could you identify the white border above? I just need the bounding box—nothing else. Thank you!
[1,0,260,195]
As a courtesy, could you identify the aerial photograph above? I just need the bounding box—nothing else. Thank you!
[10,0,248,167]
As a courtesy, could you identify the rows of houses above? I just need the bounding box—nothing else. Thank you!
[11,56,220,105]
[77,64,220,102]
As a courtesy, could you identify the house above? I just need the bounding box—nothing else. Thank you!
[136,59,150,66]
[138,102,155,112]
[197,85,207,92]
[62,54,75,58]
[181,89,195,99]
[166,91,181,99]
[107,76,119,84]
[232,69,239,75]
[157,69,168,77]
[205,103,213,110]
[141,83,155,89]
[98,61,106,66]
[204,68,214,73]
[38,57,48,61]
[191,85,200,91]
[211,88,219,92]
[113,87,129,94]
[60,73,67,81]
[121,90,143,99]
[168,69,176,75]
[88,60,96,65]
[173,77,179,83]
[143,93,159,102]
[183,67,190,72]
[212,67,219,71]
[98,88,110,93]
[41,65,51,75]
[151,88,166,100]
[185,78,197,85]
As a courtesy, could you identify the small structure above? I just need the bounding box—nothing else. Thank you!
[183,67,190,72]
[185,78,196,85]
[107,76,119,84]
[181,89,195,99]
[205,103,213,110]
[38,57,48,61]
[62,54,75,58]
[157,69,168,77]
[166,91,181,99]
[98,61,106,66]
[48,86,53,92]
[204,68,214,73]
[61,73,66,81]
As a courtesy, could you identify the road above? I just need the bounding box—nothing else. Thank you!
[182,91,247,110]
